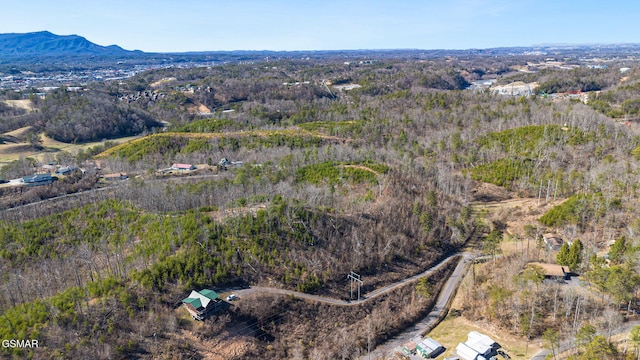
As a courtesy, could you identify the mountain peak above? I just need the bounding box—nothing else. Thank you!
[0,31,136,57]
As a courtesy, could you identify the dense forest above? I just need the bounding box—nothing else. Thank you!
[0,52,640,359]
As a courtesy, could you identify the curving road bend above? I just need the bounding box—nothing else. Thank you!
[228,251,473,358]
[363,252,472,359]
[233,252,465,306]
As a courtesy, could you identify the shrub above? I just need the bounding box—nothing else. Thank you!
[466,158,534,189]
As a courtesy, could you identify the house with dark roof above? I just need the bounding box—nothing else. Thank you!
[21,173,53,186]
[182,289,220,320]
[102,173,128,181]
[55,166,78,175]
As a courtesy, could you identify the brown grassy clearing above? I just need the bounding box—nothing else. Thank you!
[427,314,543,360]
[3,125,32,138]
[0,131,140,164]
[4,99,35,112]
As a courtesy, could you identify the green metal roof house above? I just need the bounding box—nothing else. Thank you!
[182,289,220,320]
[416,337,446,358]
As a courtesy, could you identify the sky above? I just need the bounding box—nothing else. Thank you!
[1,0,639,52]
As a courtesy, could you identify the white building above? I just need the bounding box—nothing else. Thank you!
[455,332,501,360]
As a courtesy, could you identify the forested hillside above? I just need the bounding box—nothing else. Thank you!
[1,54,640,359]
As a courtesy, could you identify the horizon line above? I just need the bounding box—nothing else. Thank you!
[4,30,640,54]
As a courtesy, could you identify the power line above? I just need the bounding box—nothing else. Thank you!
[347,271,362,301]
[222,310,290,338]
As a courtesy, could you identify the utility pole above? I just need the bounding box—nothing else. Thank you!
[538,181,543,205]
[347,272,362,301]
[546,179,551,204]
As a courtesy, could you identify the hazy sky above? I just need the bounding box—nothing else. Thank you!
[1,0,638,52]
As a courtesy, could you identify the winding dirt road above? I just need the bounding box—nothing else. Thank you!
[364,252,472,359]
[228,251,473,358]
[234,252,465,306]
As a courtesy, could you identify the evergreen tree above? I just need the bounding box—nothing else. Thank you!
[583,335,617,360]
[608,236,627,265]
[556,242,570,265]
[543,328,560,360]
[567,239,583,270]
[483,230,503,259]
[576,324,596,351]
[629,325,640,360]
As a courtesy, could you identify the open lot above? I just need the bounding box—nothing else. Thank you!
[5,99,35,112]
[0,127,139,164]
[427,272,544,360]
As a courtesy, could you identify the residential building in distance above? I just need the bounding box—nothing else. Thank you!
[401,340,418,357]
[102,173,128,181]
[171,163,196,171]
[55,166,78,175]
[490,81,536,97]
[21,173,53,186]
[527,262,571,281]
[402,337,446,359]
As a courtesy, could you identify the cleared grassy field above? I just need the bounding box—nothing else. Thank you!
[0,130,139,165]
[426,264,544,360]
[5,99,35,112]
[427,314,543,360]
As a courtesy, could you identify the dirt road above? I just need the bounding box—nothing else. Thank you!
[363,252,472,359]
[227,252,473,359]
[234,252,465,306]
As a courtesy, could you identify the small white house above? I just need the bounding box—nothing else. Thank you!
[171,163,196,171]
[456,332,501,360]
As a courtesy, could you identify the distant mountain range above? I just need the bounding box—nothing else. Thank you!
[3,30,640,72]
[0,31,140,57]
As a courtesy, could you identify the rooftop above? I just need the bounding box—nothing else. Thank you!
[527,262,569,277]
[182,289,219,310]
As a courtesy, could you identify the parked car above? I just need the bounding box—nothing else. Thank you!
[226,294,238,301]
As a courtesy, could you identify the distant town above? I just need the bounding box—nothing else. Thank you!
[0,62,215,91]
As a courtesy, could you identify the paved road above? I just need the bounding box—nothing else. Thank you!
[363,252,472,359]
[530,349,550,360]
[234,252,464,306]
[227,252,472,360]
